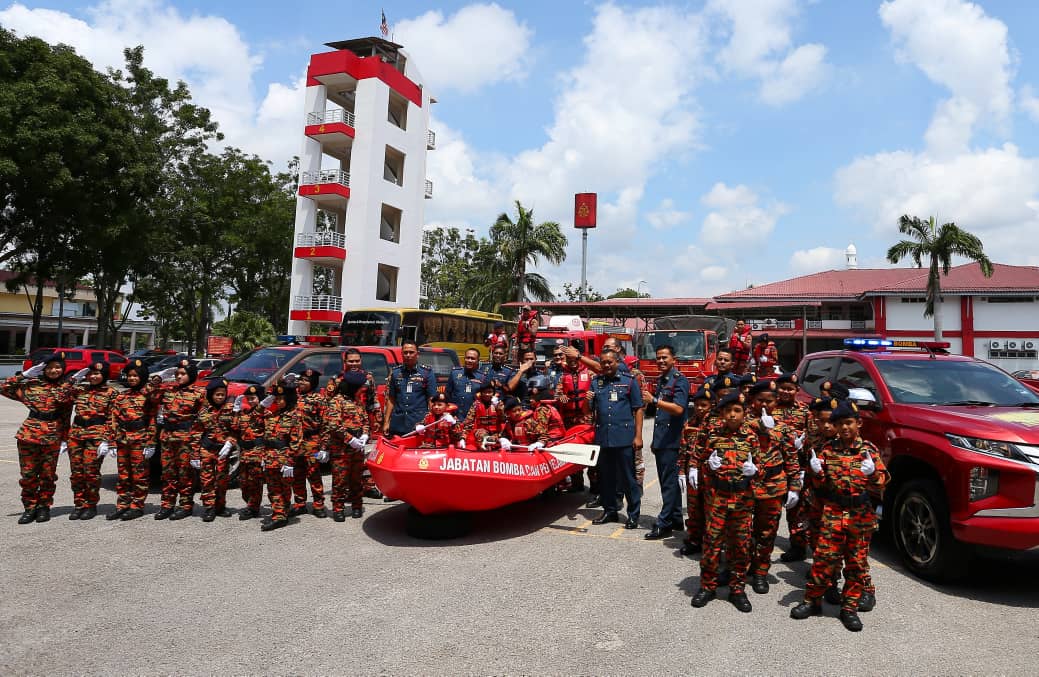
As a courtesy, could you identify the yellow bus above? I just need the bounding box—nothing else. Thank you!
[338,308,516,360]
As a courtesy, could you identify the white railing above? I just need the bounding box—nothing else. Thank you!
[307,109,356,127]
[427,129,436,149]
[293,295,343,311]
[296,231,346,249]
[300,169,350,187]
[424,179,433,198]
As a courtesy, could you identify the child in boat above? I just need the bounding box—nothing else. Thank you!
[415,393,463,448]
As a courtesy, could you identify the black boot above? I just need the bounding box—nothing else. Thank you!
[751,575,770,594]
[107,507,129,521]
[80,507,97,520]
[312,507,328,519]
[680,540,702,556]
[17,509,37,525]
[202,508,216,522]
[69,508,82,520]
[364,487,383,499]
[840,609,863,632]
[824,586,842,605]
[585,495,602,509]
[154,507,174,520]
[169,505,192,521]
[690,588,715,608]
[351,507,364,519]
[121,508,143,521]
[332,510,347,522]
[260,518,287,532]
[238,508,258,521]
[790,602,822,619]
[858,591,876,612]
[729,591,752,613]
[35,507,50,523]
[780,546,806,562]
[288,504,307,517]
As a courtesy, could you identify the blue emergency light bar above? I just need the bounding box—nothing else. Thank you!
[844,338,893,348]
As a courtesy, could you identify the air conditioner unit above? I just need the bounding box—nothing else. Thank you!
[764,318,778,328]
[1025,341,1036,350]
[989,340,1003,350]
[751,323,763,331]
[1008,341,1019,349]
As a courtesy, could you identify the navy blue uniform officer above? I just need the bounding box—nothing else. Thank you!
[642,344,690,540]
[586,348,644,528]
[445,348,486,419]
[383,340,438,436]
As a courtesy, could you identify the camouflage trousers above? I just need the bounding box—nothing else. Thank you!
[804,506,876,611]
[238,457,264,512]
[197,450,230,510]
[263,452,292,521]
[330,448,365,511]
[700,488,754,593]
[751,496,784,577]
[67,435,105,509]
[114,436,150,511]
[17,441,60,510]
[159,437,195,510]
[291,438,325,509]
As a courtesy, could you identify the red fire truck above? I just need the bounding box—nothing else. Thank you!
[532,316,635,367]
[636,315,735,392]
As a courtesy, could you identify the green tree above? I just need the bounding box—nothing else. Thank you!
[420,227,485,309]
[561,282,605,302]
[608,287,651,299]
[212,310,277,352]
[886,214,993,341]
[487,201,567,303]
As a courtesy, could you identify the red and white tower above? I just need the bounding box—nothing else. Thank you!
[288,38,435,334]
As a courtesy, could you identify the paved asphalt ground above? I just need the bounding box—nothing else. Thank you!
[1,397,1038,675]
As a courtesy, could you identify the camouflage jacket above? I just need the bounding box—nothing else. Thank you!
[231,406,268,462]
[773,401,809,433]
[1,376,74,445]
[750,419,802,498]
[322,396,369,449]
[155,383,206,441]
[106,388,157,446]
[68,383,118,442]
[261,406,304,463]
[813,436,888,511]
[193,402,236,458]
[700,422,760,489]
[298,390,327,439]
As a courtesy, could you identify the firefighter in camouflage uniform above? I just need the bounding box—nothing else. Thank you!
[772,373,811,563]
[2,352,74,523]
[191,378,236,522]
[103,359,156,521]
[322,371,370,521]
[290,369,327,518]
[152,359,206,520]
[258,384,304,531]
[230,385,267,520]
[678,386,713,555]
[64,361,117,520]
[790,399,887,632]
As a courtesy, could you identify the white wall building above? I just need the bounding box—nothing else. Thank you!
[287,37,434,335]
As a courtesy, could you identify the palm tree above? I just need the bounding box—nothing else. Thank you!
[489,200,568,303]
[886,215,993,341]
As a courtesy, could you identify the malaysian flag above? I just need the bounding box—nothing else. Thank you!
[380,10,389,38]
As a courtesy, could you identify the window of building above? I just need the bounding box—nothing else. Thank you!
[387,91,408,130]
[900,297,926,303]
[383,145,405,186]
[376,264,399,302]
[986,297,1035,303]
[380,203,402,243]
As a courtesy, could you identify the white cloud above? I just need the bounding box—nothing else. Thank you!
[700,265,729,282]
[699,182,789,245]
[707,0,829,105]
[790,246,847,273]
[879,0,1014,153]
[645,198,691,230]
[423,119,509,228]
[1020,85,1039,122]
[392,4,532,94]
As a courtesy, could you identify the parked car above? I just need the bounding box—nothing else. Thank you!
[21,347,129,380]
[795,338,1039,582]
[191,357,227,380]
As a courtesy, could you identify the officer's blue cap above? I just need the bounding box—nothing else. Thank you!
[124,358,150,381]
[775,372,799,386]
[716,392,746,410]
[89,360,110,380]
[502,396,522,410]
[830,399,860,421]
[205,378,228,393]
[342,370,366,387]
[747,379,777,396]
[819,380,850,400]
[739,373,757,387]
[711,374,737,391]
[244,384,265,399]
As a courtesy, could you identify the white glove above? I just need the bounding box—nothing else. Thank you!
[97,441,109,457]
[107,445,118,458]
[760,356,769,364]
[348,436,364,450]
[875,505,884,519]
[218,441,233,459]
[761,412,775,429]
[528,441,545,451]
[498,437,512,451]
[785,491,799,509]
[281,465,294,478]
[441,413,456,425]
[678,473,687,492]
[72,368,89,382]
[156,407,166,425]
[282,372,299,387]
[143,446,155,460]
[809,449,823,474]
[233,395,244,412]
[415,424,426,433]
[794,432,805,451]
[860,451,876,476]
[260,395,276,409]
[741,450,757,477]
[59,441,68,455]
[23,363,45,378]
[491,395,500,407]
[707,450,721,471]
[457,439,466,449]
[688,467,698,489]
[190,458,201,469]
[315,449,330,463]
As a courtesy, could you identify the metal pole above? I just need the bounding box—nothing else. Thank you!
[802,305,808,358]
[580,229,588,301]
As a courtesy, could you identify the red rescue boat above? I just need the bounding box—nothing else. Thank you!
[366,424,596,515]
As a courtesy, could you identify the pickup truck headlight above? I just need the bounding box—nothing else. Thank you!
[946,434,1039,465]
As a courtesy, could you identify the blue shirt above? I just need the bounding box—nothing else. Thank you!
[651,368,689,449]
[445,367,486,419]
[589,372,644,447]
[483,362,516,395]
[386,364,437,433]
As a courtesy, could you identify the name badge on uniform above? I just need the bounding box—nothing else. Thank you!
[609,390,618,402]
[465,384,472,393]
[406,383,413,394]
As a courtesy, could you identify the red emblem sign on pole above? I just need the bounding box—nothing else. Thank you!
[574,193,597,229]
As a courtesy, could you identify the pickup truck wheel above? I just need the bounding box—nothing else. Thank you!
[893,479,969,582]
[405,507,470,540]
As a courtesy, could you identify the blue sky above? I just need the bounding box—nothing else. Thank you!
[4,0,1039,298]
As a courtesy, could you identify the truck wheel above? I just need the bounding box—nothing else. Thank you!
[892,479,970,582]
[405,507,470,540]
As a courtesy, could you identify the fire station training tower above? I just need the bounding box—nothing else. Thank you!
[287,37,435,335]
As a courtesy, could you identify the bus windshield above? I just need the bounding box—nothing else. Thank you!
[637,330,706,361]
[340,311,400,346]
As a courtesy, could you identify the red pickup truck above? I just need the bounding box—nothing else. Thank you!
[795,339,1039,581]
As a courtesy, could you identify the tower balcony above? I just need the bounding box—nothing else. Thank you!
[424,179,433,199]
[427,129,436,150]
[294,231,346,266]
[289,294,343,324]
[299,169,350,206]
[305,110,355,161]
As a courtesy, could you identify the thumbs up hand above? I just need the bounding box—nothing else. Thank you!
[809,449,823,475]
[860,450,876,476]
[794,432,806,451]
[707,449,722,471]
[741,450,757,477]
[760,412,775,429]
